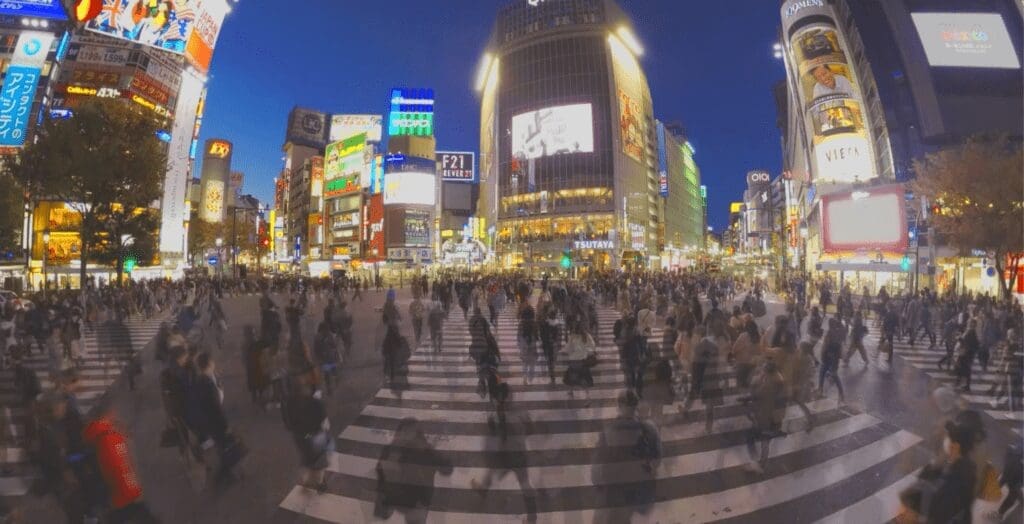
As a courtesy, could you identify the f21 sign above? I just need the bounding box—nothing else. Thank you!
[437,152,476,183]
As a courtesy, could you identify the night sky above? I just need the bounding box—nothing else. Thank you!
[197,0,784,231]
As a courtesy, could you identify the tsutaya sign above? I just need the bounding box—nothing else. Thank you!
[574,240,613,250]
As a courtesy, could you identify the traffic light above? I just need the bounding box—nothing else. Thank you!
[900,255,911,272]
[560,250,572,269]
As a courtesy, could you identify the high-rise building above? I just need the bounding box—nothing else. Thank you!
[777,0,1023,291]
[197,138,232,223]
[656,122,704,269]
[477,0,660,273]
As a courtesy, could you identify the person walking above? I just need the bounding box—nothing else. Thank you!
[409,296,426,347]
[518,301,538,384]
[312,322,340,396]
[954,319,980,392]
[241,326,271,407]
[730,317,761,389]
[745,356,786,474]
[562,323,597,404]
[843,310,869,365]
[282,376,332,492]
[427,301,445,354]
[817,318,846,403]
[681,325,723,433]
[621,317,650,399]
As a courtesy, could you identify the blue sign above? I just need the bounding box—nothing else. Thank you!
[656,122,668,197]
[0,0,68,20]
[0,65,41,146]
[54,30,70,61]
[384,153,435,174]
[155,130,172,142]
[208,256,219,266]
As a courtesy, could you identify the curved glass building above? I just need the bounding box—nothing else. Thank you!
[477,0,661,273]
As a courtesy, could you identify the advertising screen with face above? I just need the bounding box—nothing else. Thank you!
[789,24,878,183]
[912,13,1021,69]
[511,103,594,160]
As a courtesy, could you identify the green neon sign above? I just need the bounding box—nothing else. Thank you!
[388,112,433,136]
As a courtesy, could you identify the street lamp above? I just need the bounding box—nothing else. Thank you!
[215,237,223,278]
[41,230,50,298]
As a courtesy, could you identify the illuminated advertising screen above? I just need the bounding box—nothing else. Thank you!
[330,114,383,143]
[790,23,877,183]
[821,185,907,253]
[86,0,229,74]
[511,103,594,160]
[159,69,203,254]
[619,89,644,163]
[437,152,476,183]
[0,0,67,20]
[0,32,54,147]
[404,210,430,247]
[367,194,385,259]
[656,122,668,197]
[388,87,434,137]
[200,179,225,223]
[911,13,1020,69]
[384,172,436,206]
[324,133,365,197]
[369,154,384,195]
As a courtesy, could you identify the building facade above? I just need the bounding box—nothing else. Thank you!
[478,0,661,273]
[656,122,704,269]
[777,0,1023,294]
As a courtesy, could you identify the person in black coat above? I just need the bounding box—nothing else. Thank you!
[282,377,331,491]
[187,352,233,482]
[954,320,980,392]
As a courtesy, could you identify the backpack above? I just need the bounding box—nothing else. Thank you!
[632,420,662,462]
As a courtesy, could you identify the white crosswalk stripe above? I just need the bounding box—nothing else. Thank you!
[0,316,165,496]
[278,301,930,523]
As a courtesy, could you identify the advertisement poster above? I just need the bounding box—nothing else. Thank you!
[791,24,877,183]
[0,32,55,147]
[511,103,594,160]
[329,114,383,143]
[200,179,225,223]
[911,13,1021,69]
[404,210,430,247]
[821,184,907,253]
[619,89,644,163]
[87,0,229,74]
[366,195,385,260]
[384,172,436,206]
[160,70,203,254]
[324,133,365,197]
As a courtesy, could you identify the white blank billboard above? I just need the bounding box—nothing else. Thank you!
[912,13,1021,69]
[512,103,594,160]
[384,172,436,206]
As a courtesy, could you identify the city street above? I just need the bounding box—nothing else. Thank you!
[12,288,1019,523]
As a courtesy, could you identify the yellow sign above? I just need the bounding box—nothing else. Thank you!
[67,85,97,96]
[208,141,231,158]
[730,202,743,214]
[131,95,169,117]
[441,229,455,238]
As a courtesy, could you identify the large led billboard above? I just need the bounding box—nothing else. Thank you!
[789,23,877,183]
[0,0,67,20]
[86,0,230,74]
[619,90,644,163]
[330,114,383,143]
[384,172,436,206]
[388,88,434,137]
[911,13,1021,69]
[821,185,907,253]
[512,103,594,160]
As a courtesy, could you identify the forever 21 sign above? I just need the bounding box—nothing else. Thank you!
[438,152,476,183]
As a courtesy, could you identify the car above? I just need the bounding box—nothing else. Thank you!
[0,290,30,311]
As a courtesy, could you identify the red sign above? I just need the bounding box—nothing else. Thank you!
[821,184,908,254]
[129,74,170,106]
[366,194,385,261]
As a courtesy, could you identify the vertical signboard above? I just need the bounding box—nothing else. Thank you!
[160,70,204,255]
[783,1,878,184]
[0,31,54,147]
[656,122,668,197]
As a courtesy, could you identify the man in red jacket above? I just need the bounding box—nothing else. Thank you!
[82,407,159,523]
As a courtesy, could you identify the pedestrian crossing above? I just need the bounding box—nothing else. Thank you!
[865,331,1024,439]
[0,316,165,496]
[278,304,931,523]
